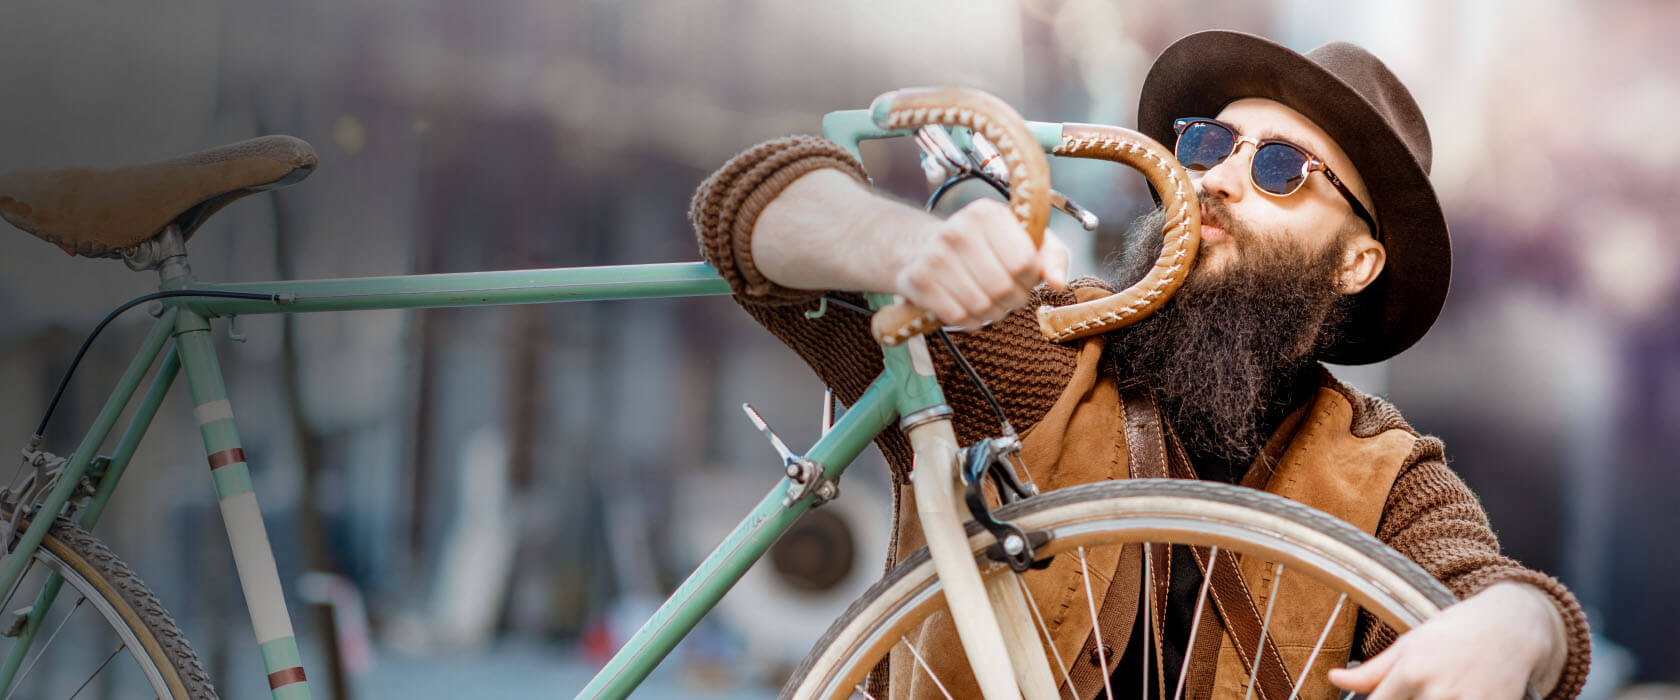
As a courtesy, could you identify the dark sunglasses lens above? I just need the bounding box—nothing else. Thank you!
[1174,121,1234,171]
[1252,143,1309,195]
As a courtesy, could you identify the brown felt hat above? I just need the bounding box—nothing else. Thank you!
[1137,30,1450,365]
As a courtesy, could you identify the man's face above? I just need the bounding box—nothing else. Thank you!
[1104,98,1388,465]
[1189,98,1382,286]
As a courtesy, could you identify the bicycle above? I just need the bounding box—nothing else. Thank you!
[0,86,1477,700]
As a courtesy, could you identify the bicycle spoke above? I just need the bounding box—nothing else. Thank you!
[1007,453,1037,495]
[1243,562,1285,700]
[853,681,878,699]
[3,460,34,526]
[1143,542,1151,700]
[1077,547,1113,700]
[898,636,955,700]
[1173,545,1219,700]
[786,481,1462,700]
[1015,575,1076,693]
[0,522,197,700]
[1284,593,1347,700]
[5,594,86,699]
[66,642,124,700]
[0,557,39,615]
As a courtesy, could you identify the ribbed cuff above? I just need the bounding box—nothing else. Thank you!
[1456,568,1592,699]
[688,135,869,304]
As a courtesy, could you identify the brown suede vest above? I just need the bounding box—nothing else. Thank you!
[885,327,1417,699]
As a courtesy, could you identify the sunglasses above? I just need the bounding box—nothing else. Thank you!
[1173,117,1379,239]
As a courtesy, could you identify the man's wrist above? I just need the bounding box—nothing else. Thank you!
[755,168,919,293]
[856,195,940,297]
[1486,581,1567,692]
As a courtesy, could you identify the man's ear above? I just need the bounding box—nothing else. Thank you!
[1337,236,1386,294]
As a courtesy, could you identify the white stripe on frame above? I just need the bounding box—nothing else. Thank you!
[219,491,297,644]
[194,399,234,426]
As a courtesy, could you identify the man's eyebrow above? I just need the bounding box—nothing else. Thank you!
[1226,120,1298,144]
[1222,118,1331,155]
[1257,126,1331,156]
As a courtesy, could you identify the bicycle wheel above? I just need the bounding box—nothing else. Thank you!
[783,479,1458,700]
[0,515,215,699]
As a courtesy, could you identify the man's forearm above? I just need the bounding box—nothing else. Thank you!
[1357,452,1590,698]
[751,161,1068,330]
[752,168,935,293]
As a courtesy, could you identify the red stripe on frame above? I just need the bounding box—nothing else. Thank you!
[267,666,307,689]
[207,448,246,470]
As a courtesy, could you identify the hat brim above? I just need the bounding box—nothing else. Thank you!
[1137,30,1450,365]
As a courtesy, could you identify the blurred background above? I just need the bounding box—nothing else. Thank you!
[0,0,1674,697]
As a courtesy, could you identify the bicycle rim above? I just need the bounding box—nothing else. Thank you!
[0,517,213,699]
[782,479,1457,700]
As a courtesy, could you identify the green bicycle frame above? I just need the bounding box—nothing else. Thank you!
[0,264,932,700]
[0,262,737,700]
[0,109,1076,700]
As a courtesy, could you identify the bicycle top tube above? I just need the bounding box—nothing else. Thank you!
[166,261,731,316]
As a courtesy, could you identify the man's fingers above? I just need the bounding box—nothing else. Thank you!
[1365,669,1424,700]
[920,255,1007,328]
[1039,231,1071,290]
[1328,647,1399,694]
[942,202,1037,323]
[965,229,1032,311]
[974,207,1041,291]
[977,203,1070,293]
[898,269,967,328]
[902,199,1070,329]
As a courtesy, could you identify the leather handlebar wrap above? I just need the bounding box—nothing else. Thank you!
[864,87,1052,347]
[1037,123,1200,342]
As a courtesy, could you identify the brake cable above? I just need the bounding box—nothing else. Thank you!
[33,290,283,439]
[923,173,1052,572]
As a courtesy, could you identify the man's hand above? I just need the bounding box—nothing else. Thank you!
[1327,582,1566,699]
[895,198,1070,330]
[754,169,1069,325]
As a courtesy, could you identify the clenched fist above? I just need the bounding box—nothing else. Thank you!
[895,198,1070,330]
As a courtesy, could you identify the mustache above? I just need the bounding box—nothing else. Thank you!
[1198,193,1243,244]
[1107,192,1245,290]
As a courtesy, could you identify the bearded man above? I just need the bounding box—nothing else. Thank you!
[689,31,1590,698]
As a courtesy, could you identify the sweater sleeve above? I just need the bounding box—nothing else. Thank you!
[689,136,1087,481]
[1354,436,1592,699]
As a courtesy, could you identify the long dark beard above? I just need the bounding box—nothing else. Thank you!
[1105,202,1353,470]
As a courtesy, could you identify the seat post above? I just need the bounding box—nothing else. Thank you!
[127,224,194,287]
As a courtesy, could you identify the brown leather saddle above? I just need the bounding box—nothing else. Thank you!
[0,135,318,257]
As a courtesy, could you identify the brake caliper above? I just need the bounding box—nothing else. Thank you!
[961,436,1052,573]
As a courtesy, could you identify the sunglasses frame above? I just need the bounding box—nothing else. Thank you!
[1173,117,1380,239]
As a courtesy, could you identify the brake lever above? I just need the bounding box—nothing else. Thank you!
[973,131,1101,231]
[969,129,1011,183]
[1051,189,1100,231]
[913,125,981,176]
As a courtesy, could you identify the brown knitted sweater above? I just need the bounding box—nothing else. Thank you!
[689,135,1591,698]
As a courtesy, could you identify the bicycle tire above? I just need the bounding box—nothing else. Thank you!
[782,479,1458,700]
[0,515,216,699]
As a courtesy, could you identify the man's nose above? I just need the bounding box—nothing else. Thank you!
[1196,145,1249,204]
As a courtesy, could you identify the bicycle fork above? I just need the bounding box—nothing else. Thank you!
[897,335,1058,700]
